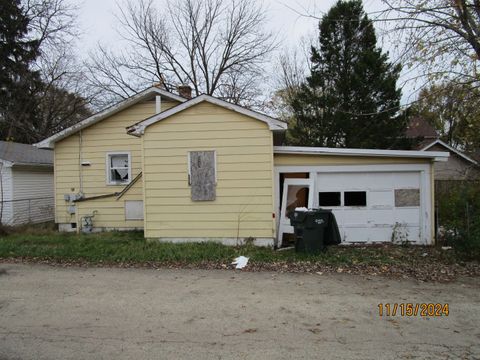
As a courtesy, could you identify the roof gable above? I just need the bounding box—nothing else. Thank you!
[126,94,287,136]
[35,87,187,149]
[0,141,53,166]
[421,139,478,165]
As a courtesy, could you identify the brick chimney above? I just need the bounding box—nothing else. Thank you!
[177,85,192,99]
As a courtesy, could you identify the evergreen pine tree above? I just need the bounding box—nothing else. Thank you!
[0,0,40,141]
[288,0,404,149]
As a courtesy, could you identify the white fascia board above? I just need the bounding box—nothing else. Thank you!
[0,159,13,168]
[274,146,450,162]
[34,87,187,149]
[127,94,288,135]
[421,139,477,165]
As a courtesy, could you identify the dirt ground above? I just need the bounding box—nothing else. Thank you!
[0,264,479,360]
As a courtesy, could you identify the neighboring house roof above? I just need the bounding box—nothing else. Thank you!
[127,94,288,135]
[274,146,449,162]
[0,141,53,166]
[405,116,438,139]
[35,87,187,149]
[421,139,478,165]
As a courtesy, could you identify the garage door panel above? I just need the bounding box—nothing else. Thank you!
[408,227,421,242]
[391,225,421,243]
[331,210,345,224]
[343,227,393,243]
[366,209,395,225]
[318,173,374,190]
[369,190,394,208]
[394,208,420,224]
[393,172,420,188]
[367,172,394,189]
[342,209,368,225]
[343,225,421,243]
[369,227,396,242]
[315,170,423,243]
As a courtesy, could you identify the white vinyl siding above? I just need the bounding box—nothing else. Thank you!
[0,165,14,224]
[10,166,54,225]
[142,102,275,240]
[54,100,159,228]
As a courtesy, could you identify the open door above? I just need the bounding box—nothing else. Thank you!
[278,178,313,247]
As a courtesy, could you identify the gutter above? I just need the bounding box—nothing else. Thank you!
[274,146,450,162]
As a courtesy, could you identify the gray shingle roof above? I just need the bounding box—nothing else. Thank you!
[0,141,53,166]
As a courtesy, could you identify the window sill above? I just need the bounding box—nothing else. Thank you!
[106,181,131,186]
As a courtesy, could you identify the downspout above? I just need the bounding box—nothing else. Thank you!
[76,129,84,234]
[78,129,84,195]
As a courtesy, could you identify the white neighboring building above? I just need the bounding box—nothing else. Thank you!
[0,141,54,225]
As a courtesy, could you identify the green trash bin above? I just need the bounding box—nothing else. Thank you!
[289,209,341,253]
[288,209,308,239]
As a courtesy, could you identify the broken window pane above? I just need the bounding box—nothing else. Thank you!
[285,185,309,219]
[108,153,130,184]
[111,168,129,182]
[110,154,128,168]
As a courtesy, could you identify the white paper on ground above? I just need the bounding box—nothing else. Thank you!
[232,256,249,269]
[295,207,309,212]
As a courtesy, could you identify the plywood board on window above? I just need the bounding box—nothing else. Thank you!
[394,189,420,207]
[190,151,216,201]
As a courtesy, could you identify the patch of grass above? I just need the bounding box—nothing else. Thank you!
[0,230,463,267]
[0,221,57,237]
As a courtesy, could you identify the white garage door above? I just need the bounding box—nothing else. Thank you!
[316,171,422,243]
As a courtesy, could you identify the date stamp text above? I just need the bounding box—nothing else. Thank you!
[378,303,449,317]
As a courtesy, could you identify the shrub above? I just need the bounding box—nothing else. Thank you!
[437,181,480,260]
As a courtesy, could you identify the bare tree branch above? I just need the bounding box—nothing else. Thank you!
[377,0,480,89]
[85,0,277,107]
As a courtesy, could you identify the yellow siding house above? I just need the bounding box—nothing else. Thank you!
[36,87,449,246]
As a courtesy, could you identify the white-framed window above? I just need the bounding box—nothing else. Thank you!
[106,152,131,185]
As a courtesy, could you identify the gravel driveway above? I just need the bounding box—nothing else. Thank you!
[0,263,479,360]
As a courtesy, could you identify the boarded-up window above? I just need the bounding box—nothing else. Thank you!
[188,151,216,201]
[125,200,143,220]
[394,189,420,207]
